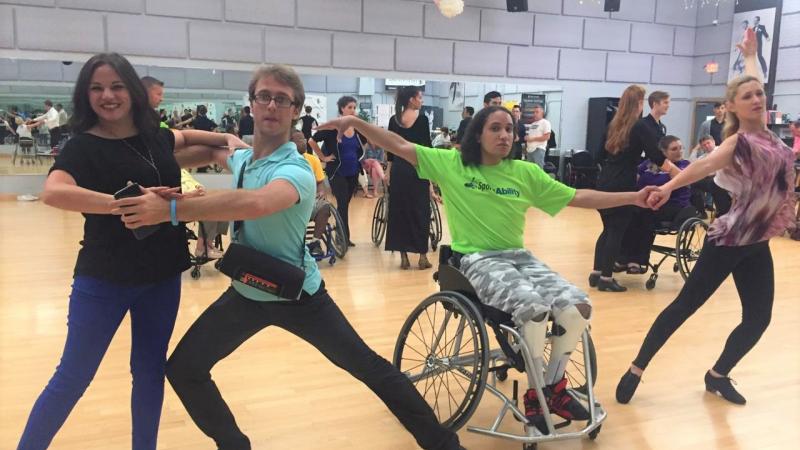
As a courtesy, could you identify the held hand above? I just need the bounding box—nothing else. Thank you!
[633,186,660,209]
[737,27,757,58]
[321,154,337,163]
[109,186,170,228]
[646,188,671,210]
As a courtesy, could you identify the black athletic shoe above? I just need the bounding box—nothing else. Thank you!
[615,369,642,404]
[704,371,746,405]
[598,277,627,292]
[588,273,600,287]
[547,377,590,420]
[523,388,549,435]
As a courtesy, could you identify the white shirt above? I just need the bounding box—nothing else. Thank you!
[525,118,551,152]
[58,110,68,127]
[34,107,60,130]
[16,123,32,139]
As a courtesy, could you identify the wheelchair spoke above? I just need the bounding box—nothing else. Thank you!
[413,316,433,355]
[409,324,432,356]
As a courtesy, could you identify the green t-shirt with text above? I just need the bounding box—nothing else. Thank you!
[415,145,576,254]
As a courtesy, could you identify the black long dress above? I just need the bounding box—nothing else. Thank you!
[386,113,432,253]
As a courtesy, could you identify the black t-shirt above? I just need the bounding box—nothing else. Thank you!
[50,128,191,284]
[598,115,667,192]
[238,115,254,136]
[454,117,471,144]
[709,119,724,145]
[193,115,217,132]
[300,115,318,139]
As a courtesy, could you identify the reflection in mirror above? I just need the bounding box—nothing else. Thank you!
[0,59,563,178]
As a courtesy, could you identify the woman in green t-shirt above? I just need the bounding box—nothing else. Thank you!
[320,105,655,430]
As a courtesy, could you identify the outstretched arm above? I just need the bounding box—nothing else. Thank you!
[739,27,761,81]
[569,186,657,210]
[318,116,419,166]
[172,129,247,171]
[647,135,736,209]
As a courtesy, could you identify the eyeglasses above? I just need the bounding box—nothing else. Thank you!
[251,92,296,108]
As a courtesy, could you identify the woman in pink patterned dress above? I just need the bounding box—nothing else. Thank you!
[615,28,797,406]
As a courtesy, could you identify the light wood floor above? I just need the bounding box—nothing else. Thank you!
[1,196,798,450]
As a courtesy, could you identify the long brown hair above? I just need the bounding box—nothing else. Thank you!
[722,75,761,139]
[605,85,645,155]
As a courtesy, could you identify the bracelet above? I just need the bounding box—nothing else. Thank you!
[170,198,178,226]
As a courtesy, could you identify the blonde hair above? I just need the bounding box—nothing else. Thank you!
[722,75,761,139]
[605,85,646,155]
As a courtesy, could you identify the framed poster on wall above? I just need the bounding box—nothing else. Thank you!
[728,0,784,104]
[520,93,546,125]
[447,82,465,112]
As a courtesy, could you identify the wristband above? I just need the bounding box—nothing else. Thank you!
[170,198,178,226]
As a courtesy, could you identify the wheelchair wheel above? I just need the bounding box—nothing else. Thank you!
[429,200,443,251]
[371,195,387,246]
[393,292,490,431]
[676,217,708,281]
[542,329,597,395]
[320,202,348,259]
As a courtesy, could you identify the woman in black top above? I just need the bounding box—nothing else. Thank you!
[17,53,244,450]
[387,86,433,270]
[309,96,366,246]
[590,85,677,291]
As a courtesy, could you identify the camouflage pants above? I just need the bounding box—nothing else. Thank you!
[459,249,591,326]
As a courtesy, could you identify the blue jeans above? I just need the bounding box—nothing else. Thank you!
[18,275,181,450]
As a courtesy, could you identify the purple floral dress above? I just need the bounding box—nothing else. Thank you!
[709,130,797,246]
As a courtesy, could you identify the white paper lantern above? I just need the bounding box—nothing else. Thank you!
[435,0,464,18]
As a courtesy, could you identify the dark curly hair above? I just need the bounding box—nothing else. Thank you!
[460,106,516,167]
[69,53,159,137]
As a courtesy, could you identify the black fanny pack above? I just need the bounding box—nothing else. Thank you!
[217,160,306,300]
[218,242,305,300]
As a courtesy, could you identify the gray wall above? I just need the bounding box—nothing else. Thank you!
[0,0,797,152]
[0,0,706,151]
[691,0,800,117]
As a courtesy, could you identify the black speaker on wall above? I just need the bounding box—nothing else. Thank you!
[604,0,621,12]
[506,0,528,13]
[586,97,620,161]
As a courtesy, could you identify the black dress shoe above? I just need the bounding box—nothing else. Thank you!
[705,371,746,405]
[616,369,642,404]
[598,277,627,292]
[588,273,600,287]
[347,241,356,247]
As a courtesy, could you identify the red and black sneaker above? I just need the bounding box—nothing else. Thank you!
[547,377,590,421]
[523,388,549,434]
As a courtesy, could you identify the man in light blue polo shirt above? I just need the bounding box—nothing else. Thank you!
[111,64,463,450]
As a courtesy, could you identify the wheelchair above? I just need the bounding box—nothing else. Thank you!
[371,191,443,251]
[186,223,225,280]
[393,246,605,449]
[644,206,709,290]
[306,199,348,265]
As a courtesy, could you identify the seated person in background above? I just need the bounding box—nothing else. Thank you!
[361,141,387,198]
[180,170,228,259]
[618,135,692,273]
[291,130,330,258]
[689,134,732,218]
[432,127,452,149]
[687,134,715,162]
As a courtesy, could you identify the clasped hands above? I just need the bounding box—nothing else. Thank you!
[637,185,671,210]
[109,185,204,229]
